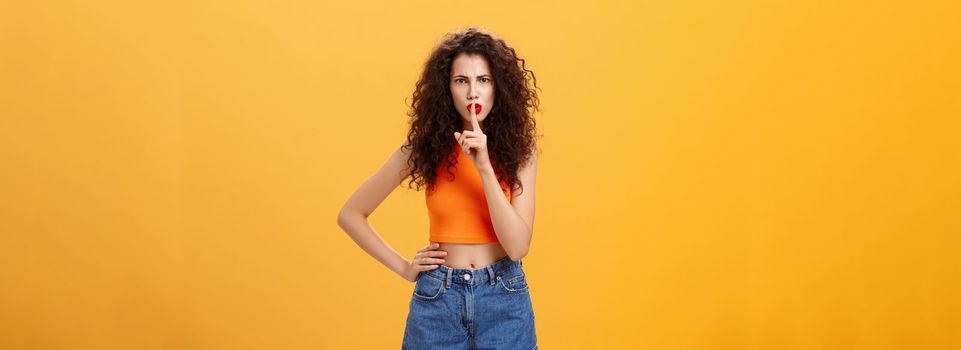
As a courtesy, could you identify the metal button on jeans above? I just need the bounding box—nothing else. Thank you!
[402,257,536,349]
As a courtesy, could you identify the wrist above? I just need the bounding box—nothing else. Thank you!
[401,263,417,282]
[478,164,495,176]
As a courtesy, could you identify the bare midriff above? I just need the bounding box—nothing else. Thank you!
[434,241,509,269]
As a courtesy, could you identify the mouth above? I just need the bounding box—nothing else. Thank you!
[467,103,482,114]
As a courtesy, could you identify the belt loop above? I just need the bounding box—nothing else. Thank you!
[486,265,496,285]
[445,267,453,288]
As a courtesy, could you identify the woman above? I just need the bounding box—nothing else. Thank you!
[337,27,541,349]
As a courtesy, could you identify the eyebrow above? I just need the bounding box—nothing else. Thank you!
[452,74,492,79]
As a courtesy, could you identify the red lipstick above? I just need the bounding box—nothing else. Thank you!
[467,103,482,114]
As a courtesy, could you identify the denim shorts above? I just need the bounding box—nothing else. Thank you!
[402,256,538,350]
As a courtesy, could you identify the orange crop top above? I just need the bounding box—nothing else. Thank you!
[426,144,512,244]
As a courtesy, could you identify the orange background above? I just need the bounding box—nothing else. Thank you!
[1,0,959,349]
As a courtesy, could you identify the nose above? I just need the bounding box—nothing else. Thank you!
[468,80,479,100]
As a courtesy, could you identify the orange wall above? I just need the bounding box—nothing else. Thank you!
[1,1,959,349]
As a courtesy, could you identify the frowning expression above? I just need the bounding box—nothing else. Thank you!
[450,53,494,131]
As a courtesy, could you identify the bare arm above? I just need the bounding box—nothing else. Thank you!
[479,150,537,260]
[454,105,538,261]
[336,143,445,282]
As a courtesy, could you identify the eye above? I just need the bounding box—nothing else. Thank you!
[480,77,491,83]
[454,78,466,84]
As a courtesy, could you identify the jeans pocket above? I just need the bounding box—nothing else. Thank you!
[412,273,445,301]
[497,270,530,293]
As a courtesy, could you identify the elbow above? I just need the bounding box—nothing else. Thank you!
[507,249,528,261]
[337,205,370,230]
[337,206,371,231]
[506,244,530,261]
[336,207,356,229]
[505,229,532,261]
[507,251,527,261]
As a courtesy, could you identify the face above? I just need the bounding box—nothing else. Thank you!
[449,53,495,131]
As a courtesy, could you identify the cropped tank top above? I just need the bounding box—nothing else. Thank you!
[426,144,512,244]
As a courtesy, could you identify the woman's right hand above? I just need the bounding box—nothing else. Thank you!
[402,242,447,282]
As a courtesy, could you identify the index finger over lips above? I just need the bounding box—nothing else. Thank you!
[471,106,481,132]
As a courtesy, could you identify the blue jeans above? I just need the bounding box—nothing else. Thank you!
[402,256,538,349]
